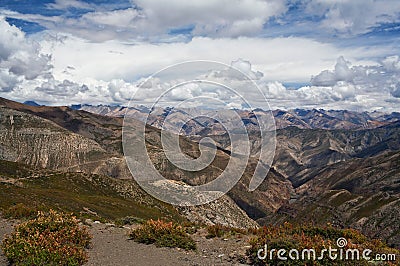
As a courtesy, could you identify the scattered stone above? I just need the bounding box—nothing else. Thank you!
[85,219,94,225]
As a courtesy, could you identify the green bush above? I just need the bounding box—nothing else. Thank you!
[1,210,92,266]
[117,216,145,226]
[129,219,196,251]
[206,224,246,239]
[2,203,38,219]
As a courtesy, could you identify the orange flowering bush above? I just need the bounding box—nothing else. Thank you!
[247,223,399,266]
[1,210,91,266]
[129,219,196,251]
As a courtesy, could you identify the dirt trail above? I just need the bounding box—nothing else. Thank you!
[1,219,250,266]
[0,218,14,266]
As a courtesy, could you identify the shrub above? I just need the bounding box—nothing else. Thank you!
[2,203,38,219]
[247,223,399,266]
[206,224,246,239]
[129,219,196,251]
[117,216,145,226]
[180,221,199,235]
[1,210,92,266]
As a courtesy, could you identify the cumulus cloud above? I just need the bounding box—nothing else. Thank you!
[209,59,263,81]
[0,16,57,94]
[311,56,353,86]
[35,79,88,96]
[0,18,129,105]
[0,69,18,92]
[107,79,138,102]
[263,55,400,111]
[0,17,52,85]
[311,55,400,99]
[231,59,264,80]
[304,0,400,35]
[382,55,400,72]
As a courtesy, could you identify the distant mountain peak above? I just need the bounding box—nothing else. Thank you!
[23,100,41,107]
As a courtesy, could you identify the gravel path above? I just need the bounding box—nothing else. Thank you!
[0,218,14,266]
[1,219,251,266]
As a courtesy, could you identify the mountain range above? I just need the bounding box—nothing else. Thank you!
[75,104,400,132]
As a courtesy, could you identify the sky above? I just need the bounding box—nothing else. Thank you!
[0,0,400,111]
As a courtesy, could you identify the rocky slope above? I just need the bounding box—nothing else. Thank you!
[271,124,400,187]
[265,151,400,248]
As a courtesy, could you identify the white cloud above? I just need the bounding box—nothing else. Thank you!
[0,69,19,92]
[382,55,400,72]
[35,79,88,96]
[107,79,138,102]
[311,55,400,98]
[311,56,354,86]
[0,16,52,90]
[0,17,52,79]
[81,8,140,27]
[46,0,93,11]
[0,18,126,105]
[209,58,264,81]
[305,0,400,35]
[263,55,400,111]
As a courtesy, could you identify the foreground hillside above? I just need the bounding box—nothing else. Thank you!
[0,160,182,222]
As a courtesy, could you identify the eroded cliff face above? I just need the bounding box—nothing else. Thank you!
[0,107,108,170]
